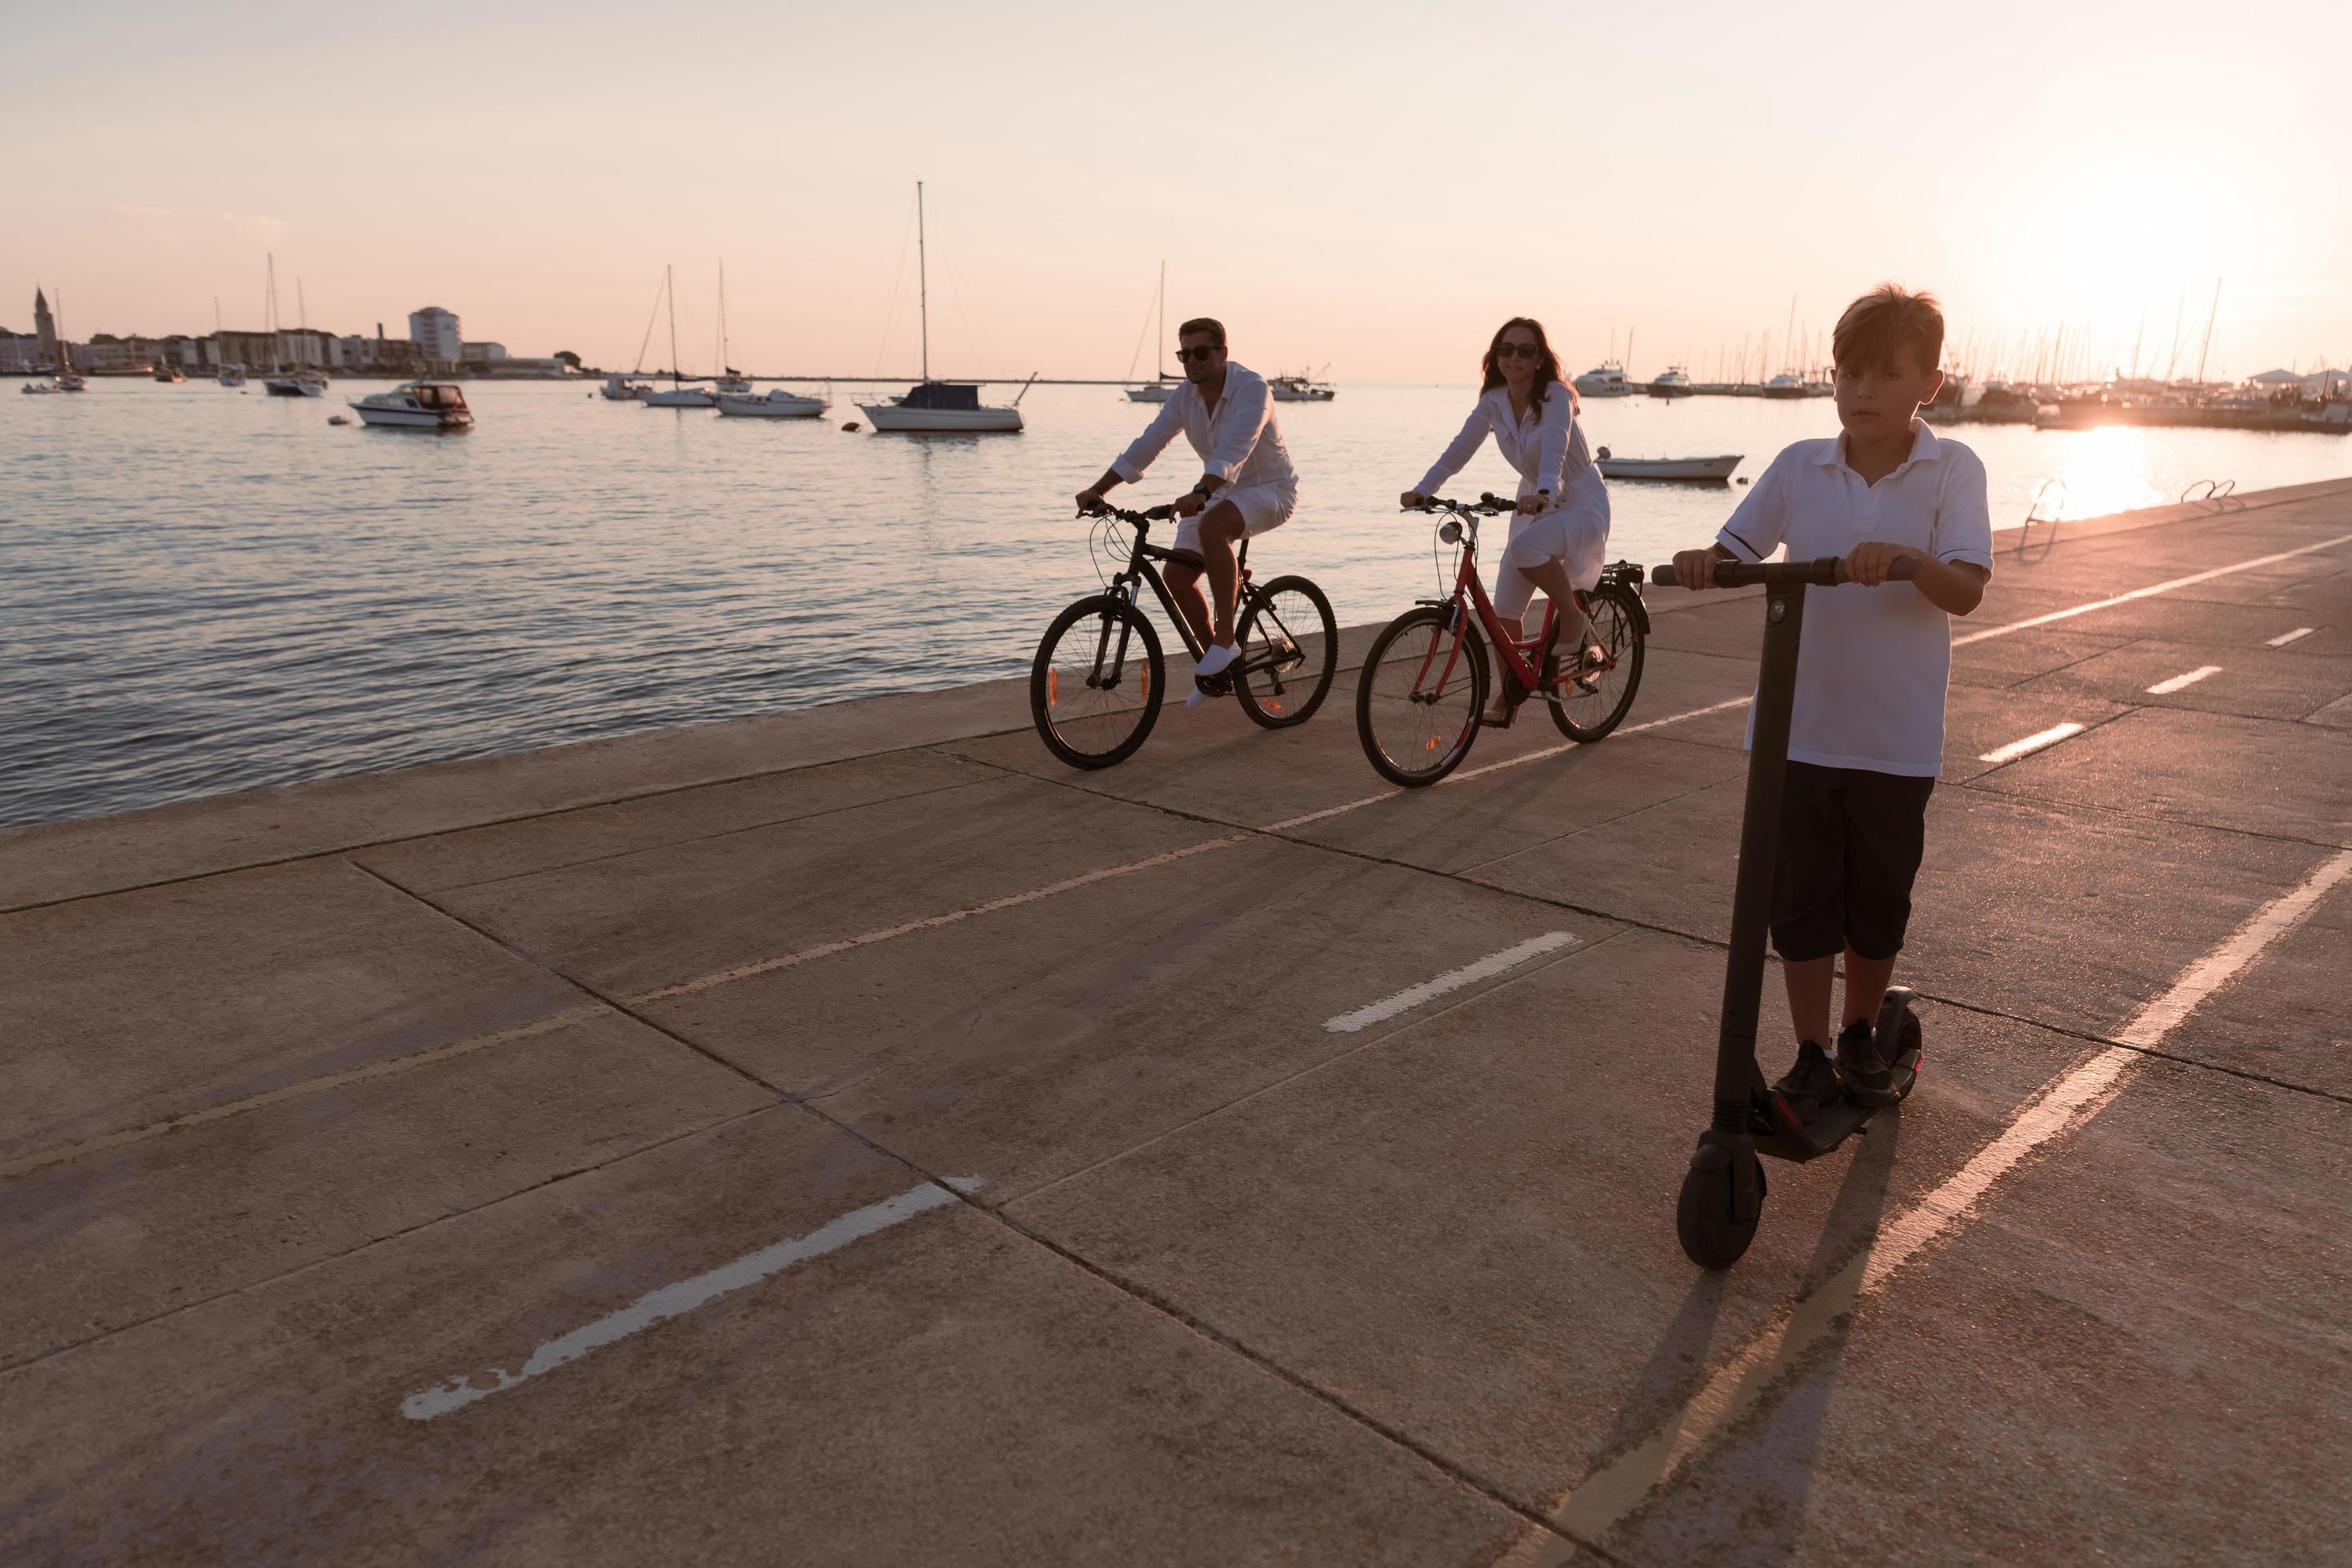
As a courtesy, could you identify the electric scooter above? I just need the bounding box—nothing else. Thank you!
[1649,554,1926,1270]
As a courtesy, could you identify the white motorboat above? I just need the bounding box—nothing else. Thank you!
[1574,360,1632,397]
[1648,366,1693,398]
[349,381,473,430]
[266,368,329,398]
[216,363,247,388]
[1593,448,1742,482]
[1269,370,1334,402]
[717,387,827,418]
[1762,372,1806,399]
[601,374,649,401]
[1126,382,1178,403]
[857,182,1025,434]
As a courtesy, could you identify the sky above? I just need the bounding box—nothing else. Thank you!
[6,0,2348,383]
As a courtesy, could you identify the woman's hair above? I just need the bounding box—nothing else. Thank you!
[1480,317,1570,413]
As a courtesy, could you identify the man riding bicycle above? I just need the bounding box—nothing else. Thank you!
[1076,318,1298,706]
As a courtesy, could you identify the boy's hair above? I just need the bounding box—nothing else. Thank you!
[1176,317,1226,348]
[1832,286,1943,374]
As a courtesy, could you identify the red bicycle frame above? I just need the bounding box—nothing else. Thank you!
[1404,509,1594,704]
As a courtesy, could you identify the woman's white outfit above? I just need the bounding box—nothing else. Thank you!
[1414,379,1610,621]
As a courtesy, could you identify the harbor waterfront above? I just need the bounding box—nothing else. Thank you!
[3,478,2348,1562]
[5,378,2348,827]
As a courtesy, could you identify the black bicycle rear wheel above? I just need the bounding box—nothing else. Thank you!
[1355,606,1487,787]
[1032,594,1163,769]
[1547,582,1646,742]
[1234,575,1338,729]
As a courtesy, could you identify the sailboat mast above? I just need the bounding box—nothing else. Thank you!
[2194,278,2222,386]
[666,263,680,386]
[1157,259,1166,378]
[917,181,930,383]
[717,258,728,378]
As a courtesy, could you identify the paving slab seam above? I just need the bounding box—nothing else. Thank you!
[0,1100,788,1378]
[1946,769,2352,853]
[417,770,1010,895]
[346,858,798,1107]
[778,1094,1636,1568]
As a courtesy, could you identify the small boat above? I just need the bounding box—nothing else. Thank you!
[154,366,185,383]
[717,387,828,419]
[1269,370,1334,402]
[1649,366,1693,398]
[1761,372,1807,400]
[54,371,86,392]
[601,374,650,401]
[1594,448,1742,482]
[266,368,330,398]
[217,363,247,388]
[349,381,473,430]
[1573,360,1632,397]
[19,380,61,395]
[640,382,716,408]
[856,182,1024,434]
[1123,262,1181,402]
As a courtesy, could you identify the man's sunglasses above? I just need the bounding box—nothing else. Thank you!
[1174,345,1223,362]
[1494,342,1542,359]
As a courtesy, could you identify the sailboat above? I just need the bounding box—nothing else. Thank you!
[1124,261,1178,402]
[638,266,717,407]
[711,261,753,394]
[50,290,86,390]
[266,266,330,396]
[858,182,1024,434]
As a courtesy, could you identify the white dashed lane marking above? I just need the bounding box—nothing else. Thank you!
[1323,932,1578,1033]
[2146,664,2222,694]
[1977,722,2086,766]
[2265,626,2314,647]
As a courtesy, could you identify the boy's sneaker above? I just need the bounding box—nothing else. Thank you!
[1771,1040,1839,1120]
[1834,1018,1895,1104]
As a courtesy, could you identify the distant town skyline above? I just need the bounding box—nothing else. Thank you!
[8,2,2348,384]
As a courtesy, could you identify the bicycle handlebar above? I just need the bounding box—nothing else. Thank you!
[1081,502,1178,524]
[1403,492,1514,516]
[1647,555,1924,590]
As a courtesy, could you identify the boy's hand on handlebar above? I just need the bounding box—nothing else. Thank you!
[1398,490,1426,510]
[1671,547,1724,590]
[1842,541,1917,587]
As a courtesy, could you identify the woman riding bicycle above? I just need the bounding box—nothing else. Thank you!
[1400,317,1611,725]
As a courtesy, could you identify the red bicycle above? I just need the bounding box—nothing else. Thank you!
[1355,493,1649,787]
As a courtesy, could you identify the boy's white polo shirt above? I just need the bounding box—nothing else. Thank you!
[1714,422,1994,777]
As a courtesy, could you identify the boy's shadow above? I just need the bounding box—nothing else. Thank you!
[1575,1110,1905,1566]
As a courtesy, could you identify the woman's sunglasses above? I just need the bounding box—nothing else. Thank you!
[1494,342,1542,359]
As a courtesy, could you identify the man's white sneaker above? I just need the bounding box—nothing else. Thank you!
[1188,641,1238,707]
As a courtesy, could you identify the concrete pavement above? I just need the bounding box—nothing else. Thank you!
[5,477,2350,1565]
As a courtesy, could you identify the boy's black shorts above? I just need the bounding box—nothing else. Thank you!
[1770,762,1937,963]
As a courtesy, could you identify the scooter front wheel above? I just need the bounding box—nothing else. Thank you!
[1676,1130,1765,1270]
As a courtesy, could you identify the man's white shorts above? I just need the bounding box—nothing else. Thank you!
[1171,482,1296,558]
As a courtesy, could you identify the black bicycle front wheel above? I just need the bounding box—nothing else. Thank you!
[1234,574,1338,729]
[1356,606,1487,787]
[1548,582,1646,742]
[1032,594,1164,769]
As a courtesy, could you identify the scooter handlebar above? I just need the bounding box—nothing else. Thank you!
[1648,554,1924,590]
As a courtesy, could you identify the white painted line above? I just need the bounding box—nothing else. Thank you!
[2146,664,2222,694]
[1952,532,2352,648]
[1323,931,1578,1034]
[1542,846,2352,1551]
[1259,695,1752,835]
[402,1176,982,1420]
[1976,722,2086,766]
[2266,626,2314,648]
[631,835,1246,1003]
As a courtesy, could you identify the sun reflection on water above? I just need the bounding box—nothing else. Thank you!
[2038,426,2169,521]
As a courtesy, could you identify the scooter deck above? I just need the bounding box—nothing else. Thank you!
[1753,1043,1922,1163]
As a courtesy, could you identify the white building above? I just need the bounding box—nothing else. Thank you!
[458,341,508,364]
[408,306,462,362]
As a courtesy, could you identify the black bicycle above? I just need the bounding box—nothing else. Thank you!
[1030,503,1338,768]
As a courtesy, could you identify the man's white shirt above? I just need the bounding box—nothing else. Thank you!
[1111,361,1297,496]
[1714,422,1994,777]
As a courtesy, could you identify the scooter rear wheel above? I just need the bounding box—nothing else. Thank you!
[1675,1134,1766,1270]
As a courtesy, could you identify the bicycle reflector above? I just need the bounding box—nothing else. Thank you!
[1139,668,1149,702]
[1048,670,1058,708]
[1426,736,1442,751]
